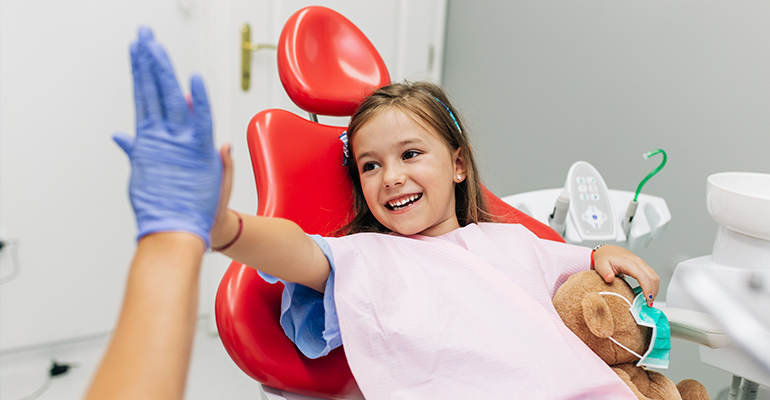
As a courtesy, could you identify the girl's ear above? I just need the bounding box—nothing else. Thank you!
[453,147,467,182]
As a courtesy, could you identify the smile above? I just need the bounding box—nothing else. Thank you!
[385,194,423,210]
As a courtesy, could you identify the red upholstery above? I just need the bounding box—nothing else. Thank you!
[214,110,566,398]
[215,111,358,398]
[278,7,390,116]
[215,5,565,399]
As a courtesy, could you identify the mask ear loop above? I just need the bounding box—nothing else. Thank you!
[607,337,645,360]
[597,291,632,306]
[596,292,644,360]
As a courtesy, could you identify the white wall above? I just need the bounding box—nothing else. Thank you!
[442,1,770,396]
[0,0,207,351]
[0,0,447,351]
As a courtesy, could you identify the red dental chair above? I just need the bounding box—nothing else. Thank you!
[214,6,564,399]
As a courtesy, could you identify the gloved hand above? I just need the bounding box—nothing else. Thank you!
[114,27,222,248]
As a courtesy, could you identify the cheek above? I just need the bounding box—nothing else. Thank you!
[359,178,379,206]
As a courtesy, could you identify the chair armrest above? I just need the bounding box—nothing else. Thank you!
[657,305,731,349]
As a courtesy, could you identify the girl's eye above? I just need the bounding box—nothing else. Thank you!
[403,150,420,160]
[362,162,380,172]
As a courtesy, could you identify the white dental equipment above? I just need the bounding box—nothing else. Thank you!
[502,150,671,250]
[667,172,770,393]
[503,155,741,367]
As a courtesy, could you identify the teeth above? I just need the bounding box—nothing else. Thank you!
[388,194,421,209]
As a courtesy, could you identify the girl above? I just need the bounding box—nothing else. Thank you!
[119,28,656,399]
[211,81,657,398]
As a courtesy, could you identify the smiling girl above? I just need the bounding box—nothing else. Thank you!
[115,29,657,399]
[209,81,657,399]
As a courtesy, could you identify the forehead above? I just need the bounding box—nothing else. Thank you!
[352,108,445,152]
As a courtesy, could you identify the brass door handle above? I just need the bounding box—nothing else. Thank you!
[241,23,277,91]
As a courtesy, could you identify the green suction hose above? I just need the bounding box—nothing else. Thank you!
[634,149,667,202]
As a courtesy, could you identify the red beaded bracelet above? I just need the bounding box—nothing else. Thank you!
[590,243,607,268]
[212,212,243,252]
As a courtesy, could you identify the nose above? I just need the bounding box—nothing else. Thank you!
[383,165,405,188]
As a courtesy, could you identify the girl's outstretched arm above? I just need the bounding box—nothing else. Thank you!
[210,147,331,293]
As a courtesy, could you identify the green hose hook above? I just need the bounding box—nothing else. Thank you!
[634,149,667,202]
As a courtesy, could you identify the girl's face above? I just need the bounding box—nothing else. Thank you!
[352,108,466,237]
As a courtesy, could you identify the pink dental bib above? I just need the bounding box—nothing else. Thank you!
[326,223,636,399]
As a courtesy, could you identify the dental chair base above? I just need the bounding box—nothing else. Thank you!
[261,385,343,400]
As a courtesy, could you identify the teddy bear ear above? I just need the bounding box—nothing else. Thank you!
[581,292,615,338]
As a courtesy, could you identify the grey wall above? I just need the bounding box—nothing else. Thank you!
[443,1,770,396]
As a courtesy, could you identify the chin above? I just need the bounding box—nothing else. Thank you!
[384,223,422,236]
[397,225,431,236]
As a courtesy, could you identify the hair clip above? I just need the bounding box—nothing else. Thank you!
[433,97,462,134]
[339,130,349,166]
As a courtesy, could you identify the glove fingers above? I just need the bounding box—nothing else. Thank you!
[147,40,189,129]
[130,41,148,125]
[190,74,214,147]
[135,26,163,126]
[138,25,155,41]
[113,132,135,155]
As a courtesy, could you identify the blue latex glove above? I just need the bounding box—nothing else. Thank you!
[114,27,222,248]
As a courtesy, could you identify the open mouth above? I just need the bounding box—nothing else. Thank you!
[385,194,423,210]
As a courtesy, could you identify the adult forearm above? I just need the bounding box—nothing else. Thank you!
[85,232,204,400]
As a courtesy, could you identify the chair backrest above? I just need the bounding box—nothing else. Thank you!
[215,111,358,398]
[277,6,390,117]
[215,6,564,398]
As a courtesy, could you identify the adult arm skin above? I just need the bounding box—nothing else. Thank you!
[84,232,204,400]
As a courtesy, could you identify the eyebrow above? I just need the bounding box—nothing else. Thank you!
[355,138,425,162]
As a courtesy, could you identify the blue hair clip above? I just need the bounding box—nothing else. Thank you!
[339,130,349,166]
[433,97,462,134]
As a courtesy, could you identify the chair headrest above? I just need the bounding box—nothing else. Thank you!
[277,6,391,117]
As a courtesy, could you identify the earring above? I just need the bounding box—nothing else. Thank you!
[456,174,464,182]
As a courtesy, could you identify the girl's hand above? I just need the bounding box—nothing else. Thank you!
[210,143,237,249]
[592,245,660,306]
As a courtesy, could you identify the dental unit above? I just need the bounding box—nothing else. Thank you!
[502,149,670,251]
[667,172,770,399]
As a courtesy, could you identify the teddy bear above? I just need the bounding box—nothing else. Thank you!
[553,270,710,400]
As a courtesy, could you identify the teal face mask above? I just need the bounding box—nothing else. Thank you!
[598,290,671,369]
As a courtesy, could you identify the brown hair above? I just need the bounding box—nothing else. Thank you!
[340,81,493,235]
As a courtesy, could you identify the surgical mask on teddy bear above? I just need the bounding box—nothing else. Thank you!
[597,290,671,369]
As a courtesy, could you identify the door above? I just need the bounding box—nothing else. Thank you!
[0,0,446,351]
[200,0,448,333]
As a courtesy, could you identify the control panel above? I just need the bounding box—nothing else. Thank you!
[565,161,615,242]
